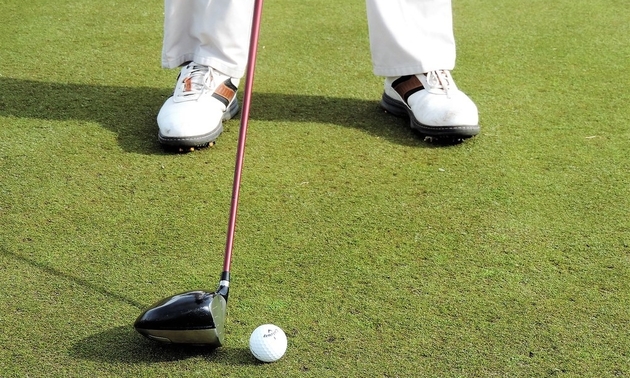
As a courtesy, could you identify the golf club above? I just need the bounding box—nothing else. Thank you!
[134,0,265,347]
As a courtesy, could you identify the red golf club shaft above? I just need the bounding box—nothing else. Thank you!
[223,0,264,274]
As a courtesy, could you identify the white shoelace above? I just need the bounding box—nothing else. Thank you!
[425,70,454,98]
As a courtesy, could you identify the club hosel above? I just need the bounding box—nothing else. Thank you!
[217,271,230,300]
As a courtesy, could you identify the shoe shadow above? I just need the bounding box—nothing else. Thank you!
[0,77,171,155]
[70,325,258,366]
[0,77,426,155]
[250,90,425,148]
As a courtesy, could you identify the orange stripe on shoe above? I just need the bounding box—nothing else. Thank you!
[392,75,424,104]
[211,79,238,107]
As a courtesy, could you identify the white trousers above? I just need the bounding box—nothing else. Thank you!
[162,0,455,78]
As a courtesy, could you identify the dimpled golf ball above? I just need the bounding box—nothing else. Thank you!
[249,324,287,362]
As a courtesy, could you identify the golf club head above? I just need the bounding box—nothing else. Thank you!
[134,289,227,347]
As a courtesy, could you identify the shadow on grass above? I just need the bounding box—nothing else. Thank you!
[71,325,257,365]
[2,245,256,365]
[0,77,428,155]
[0,246,146,310]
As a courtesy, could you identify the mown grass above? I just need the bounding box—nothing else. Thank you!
[1,0,629,376]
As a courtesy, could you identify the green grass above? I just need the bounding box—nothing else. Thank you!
[1,0,629,376]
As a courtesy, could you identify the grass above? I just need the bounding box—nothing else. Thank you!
[1,0,629,376]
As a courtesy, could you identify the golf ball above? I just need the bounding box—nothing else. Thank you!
[249,324,287,362]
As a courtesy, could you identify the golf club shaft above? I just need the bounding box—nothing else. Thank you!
[223,0,264,275]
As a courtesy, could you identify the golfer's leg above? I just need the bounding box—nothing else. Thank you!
[366,0,479,139]
[366,0,455,76]
[158,0,254,149]
[162,0,253,77]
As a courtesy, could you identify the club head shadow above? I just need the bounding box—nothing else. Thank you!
[134,289,227,347]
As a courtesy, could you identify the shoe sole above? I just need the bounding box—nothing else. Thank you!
[158,100,240,150]
[380,93,479,141]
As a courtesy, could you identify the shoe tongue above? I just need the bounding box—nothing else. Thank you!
[187,65,210,89]
[419,71,457,99]
[175,65,211,100]
[425,71,453,90]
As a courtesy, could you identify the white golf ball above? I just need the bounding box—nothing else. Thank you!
[249,324,287,362]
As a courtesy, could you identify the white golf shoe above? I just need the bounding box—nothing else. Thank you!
[381,70,479,140]
[157,63,240,149]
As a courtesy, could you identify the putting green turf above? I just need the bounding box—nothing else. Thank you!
[1,0,629,376]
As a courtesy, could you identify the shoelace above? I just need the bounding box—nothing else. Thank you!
[178,64,216,100]
[426,70,454,98]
